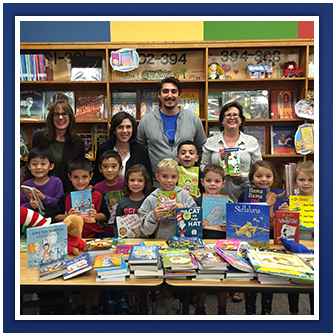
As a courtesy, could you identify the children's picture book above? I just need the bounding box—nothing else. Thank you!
[271,125,296,154]
[178,166,199,197]
[294,99,314,120]
[75,94,105,120]
[111,89,137,119]
[26,222,68,268]
[274,211,300,245]
[116,214,146,238]
[222,91,251,119]
[63,252,93,280]
[270,89,298,119]
[43,91,75,119]
[214,248,254,273]
[93,253,122,269]
[243,126,265,155]
[162,250,192,269]
[102,190,124,226]
[128,245,159,264]
[70,56,102,81]
[157,190,177,221]
[192,249,228,269]
[226,203,270,248]
[116,244,137,261]
[39,258,67,281]
[202,193,230,232]
[96,258,129,277]
[110,48,139,72]
[214,239,241,256]
[94,133,109,157]
[143,240,168,250]
[78,133,94,159]
[267,188,287,218]
[219,148,241,174]
[88,239,113,251]
[294,253,314,270]
[178,88,200,116]
[244,186,267,203]
[207,92,222,120]
[167,236,205,250]
[250,90,269,119]
[175,207,203,239]
[20,90,44,120]
[21,185,45,212]
[295,123,314,154]
[289,195,314,230]
[70,190,93,218]
[140,89,159,119]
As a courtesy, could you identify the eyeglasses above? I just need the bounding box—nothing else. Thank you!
[224,113,239,119]
[161,89,178,94]
[53,112,69,118]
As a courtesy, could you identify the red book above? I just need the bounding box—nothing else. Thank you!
[271,89,297,119]
[274,211,300,245]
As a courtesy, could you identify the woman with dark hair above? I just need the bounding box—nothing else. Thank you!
[27,100,85,193]
[92,112,153,185]
[200,101,262,203]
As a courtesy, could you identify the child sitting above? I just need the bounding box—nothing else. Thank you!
[20,147,64,217]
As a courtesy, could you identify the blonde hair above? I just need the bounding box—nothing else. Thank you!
[157,158,179,173]
[294,160,314,182]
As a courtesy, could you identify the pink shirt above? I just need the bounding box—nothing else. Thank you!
[93,178,124,193]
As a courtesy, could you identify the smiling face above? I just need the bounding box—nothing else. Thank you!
[68,169,93,191]
[128,172,145,196]
[28,157,54,180]
[115,118,133,144]
[176,144,199,168]
[296,171,314,196]
[222,106,242,132]
[155,167,179,191]
[251,166,274,190]
[99,157,122,183]
[201,171,226,194]
[158,83,181,111]
[52,104,70,131]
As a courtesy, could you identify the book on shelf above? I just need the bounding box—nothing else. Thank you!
[20,54,48,82]
[26,222,68,268]
[63,252,93,280]
[208,126,221,137]
[43,91,75,120]
[175,206,203,239]
[20,90,44,120]
[222,91,251,119]
[289,195,314,230]
[93,253,122,270]
[207,92,222,120]
[116,214,146,238]
[270,89,298,119]
[188,68,204,80]
[202,193,230,232]
[214,239,242,256]
[70,56,102,81]
[219,148,241,175]
[274,211,300,245]
[111,89,137,119]
[192,249,228,269]
[21,185,45,212]
[75,95,105,120]
[94,133,109,158]
[243,126,265,155]
[128,245,159,264]
[177,166,199,198]
[271,125,296,154]
[178,88,200,116]
[226,203,270,249]
[214,248,254,273]
[295,123,314,154]
[140,89,159,119]
[78,133,94,159]
[249,90,269,119]
[157,190,177,221]
[70,190,93,219]
[244,186,267,203]
[39,258,67,281]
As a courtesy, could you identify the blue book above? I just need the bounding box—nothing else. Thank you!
[96,258,129,276]
[63,252,93,280]
[70,190,93,218]
[175,207,203,239]
[202,193,230,232]
[226,203,270,249]
[26,222,68,268]
[128,245,159,264]
[244,186,267,203]
[39,258,67,281]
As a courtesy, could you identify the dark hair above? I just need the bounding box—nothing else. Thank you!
[108,112,137,145]
[123,164,153,197]
[177,140,197,154]
[99,150,122,168]
[43,100,77,143]
[219,101,245,132]
[248,160,279,186]
[202,163,225,181]
[68,157,92,175]
[28,147,55,164]
[158,77,182,95]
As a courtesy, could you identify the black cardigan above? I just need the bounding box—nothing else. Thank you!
[92,141,153,185]
[25,131,85,192]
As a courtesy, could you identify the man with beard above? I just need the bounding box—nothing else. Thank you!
[138,77,206,187]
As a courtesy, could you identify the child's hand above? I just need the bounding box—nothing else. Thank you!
[190,189,201,199]
[153,205,167,220]
[88,205,97,220]
[229,174,242,181]
[68,208,80,216]
[219,222,226,231]
[34,188,45,200]
[29,198,39,210]
[278,202,290,211]
[169,203,184,214]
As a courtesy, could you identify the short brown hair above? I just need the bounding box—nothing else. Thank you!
[202,163,225,181]
[123,164,153,196]
[248,160,279,185]
[294,160,314,182]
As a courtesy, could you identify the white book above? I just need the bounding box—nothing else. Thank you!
[21,185,45,212]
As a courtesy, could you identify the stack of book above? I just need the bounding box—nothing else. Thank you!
[63,252,93,281]
[162,250,197,279]
[87,239,114,264]
[225,268,256,281]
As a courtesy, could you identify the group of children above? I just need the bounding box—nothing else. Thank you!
[20,140,314,315]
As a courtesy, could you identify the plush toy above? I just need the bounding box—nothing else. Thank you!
[63,215,89,255]
[208,62,226,79]
[283,61,303,78]
[20,207,51,237]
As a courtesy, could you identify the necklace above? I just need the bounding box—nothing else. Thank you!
[116,146,129,155]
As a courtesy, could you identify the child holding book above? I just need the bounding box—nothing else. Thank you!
[140,158,196,314]
[20,147,64,217]
[193,163,229,314]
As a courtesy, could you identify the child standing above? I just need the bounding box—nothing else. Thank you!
[20,147,64,217]
[140,158,196,314]
[193,163,229,314]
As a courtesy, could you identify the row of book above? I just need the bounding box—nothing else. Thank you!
[20,54,53,82]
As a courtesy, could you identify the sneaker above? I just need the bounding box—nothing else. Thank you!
[117,297,129,315]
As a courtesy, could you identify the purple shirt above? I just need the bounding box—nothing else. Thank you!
[93,178,124,193]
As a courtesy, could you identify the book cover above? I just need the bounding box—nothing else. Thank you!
[295,123,314,154]
[222,91,251,119]
[226,203,270,248]
[116,214,145,238]
[162,250,192,268]
[94,133,109,158]
[214,248,254,272]
[270,89,298,119]
[70,56,102,81]
[244,186,267,203]
[96,258,129,276]
[128,245,159,264]
[175,207,203,239]
[93,253,122,269]
[188,68,204,80]
[214,239,241,256]
[167,236,205,250]
[63,252,93,280]
[274,211,300,245]
[271,125,296,154]
[75,95,105,120]
[219,148,241,174]
[207,92,222,120]
[178,89,200,116]
[21,185,45,212]
[39,258,67,281]
[250,90,269,119]
[102,190,124,225]
[111,89,137,119]
[78,133,94,159]
[294,99,314,120]
[157,190,177,221]
[177,166,199,197]
[267,188,287,218]
[26,222,68,268]
[70,190,93,218]
[116,244,136,261]
[202,194,230,232]
[243,126,265,155]
[192,249,227,268]
[289,195,314,230]
[20,90,43,120]
[295,253,314,270]
[88,239,113,251]
[43,91,75,120]
[140,89,159,119]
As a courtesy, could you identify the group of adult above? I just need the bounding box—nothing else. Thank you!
[26,76,262,202]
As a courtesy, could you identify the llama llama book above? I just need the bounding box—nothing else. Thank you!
[219,148,241,174]
[175,207,203,239]
[157,190,177,221]
[244,186,267,203]
[70,190,93,218]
